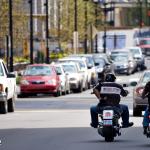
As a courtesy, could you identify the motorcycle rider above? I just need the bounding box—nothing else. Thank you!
[90,73,134,128]
[142,81,150,134]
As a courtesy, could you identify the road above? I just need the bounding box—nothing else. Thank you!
[0,71,150,150]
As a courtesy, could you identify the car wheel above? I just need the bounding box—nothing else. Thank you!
[133,106,142,116]
[54,88,62,97]
[7,98,15,112]
[0,101,7,114]
[78,83,83,93]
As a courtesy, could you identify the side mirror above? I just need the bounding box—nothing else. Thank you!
[130,81,137,86]
[94,62,99,66]
[123,83,128,87]
[56,72,62,75]
[88,64,93,69]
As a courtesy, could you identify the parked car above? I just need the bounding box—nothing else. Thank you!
[68,54,97,88]
[53,63,70,95]
[110,49,137,75]
[92,53,114,79]
[127,46,146,71]
[59,57,89,90]
[60,62,84,93]
[0,59,16,114]
[19,64,61,97]
[137,38,150,56]
[131,70,150,116]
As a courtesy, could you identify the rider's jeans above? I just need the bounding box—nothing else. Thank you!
[90,103,130,127]
[143,107,150,127]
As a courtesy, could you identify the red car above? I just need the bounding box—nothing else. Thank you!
[138,38,150,56]
[19,64,61,97]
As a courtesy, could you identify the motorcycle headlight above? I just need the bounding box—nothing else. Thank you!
[20,80,30,85]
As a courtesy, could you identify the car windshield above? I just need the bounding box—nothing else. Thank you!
[111,51,128,55]
[69,60,86,70]
[111,54,128,62]
[130,49,140,55]
[62,65,77,73]
[56,66,62,74]
[94,57,105,67]
[0,65,4,76]
[24,66,52,76]
[142,72,150,83]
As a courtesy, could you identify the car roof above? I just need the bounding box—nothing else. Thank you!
[27,63,50,67]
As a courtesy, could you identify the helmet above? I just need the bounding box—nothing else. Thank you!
[105,73,116,82]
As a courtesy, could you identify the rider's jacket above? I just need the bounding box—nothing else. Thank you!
[94,82,128,106]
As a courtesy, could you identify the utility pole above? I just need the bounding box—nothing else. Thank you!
[139,0,143,37]
[28,0,34,64]
[95,2,98,53]
[73,0,78,54]
[103,2,107,53]
[9,0,13,72]
[45,0,50,64]
[84,0,88,54]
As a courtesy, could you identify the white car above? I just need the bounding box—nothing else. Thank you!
[58,57,89,90]
[68,54,97,88]
[0,59,16,114]
[54,64,70,95]
[60,62,84,93]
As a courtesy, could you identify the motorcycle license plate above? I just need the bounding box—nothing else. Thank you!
[103,110,113,119]
[103,120,112,126]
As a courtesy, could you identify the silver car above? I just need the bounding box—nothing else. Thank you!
[131,70,150,116]
[59,57,89,90]
[60,62,84,93]
[110,50,137,75]
[54,64,70,95]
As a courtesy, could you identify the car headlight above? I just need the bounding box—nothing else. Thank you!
[47,79,57,85]
[20,80,30,85]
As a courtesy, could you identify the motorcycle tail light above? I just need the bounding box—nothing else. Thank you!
[135,87,144,97]
[103,110,113,119]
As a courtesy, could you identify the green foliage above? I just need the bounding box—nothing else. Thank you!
[16,75,21,85]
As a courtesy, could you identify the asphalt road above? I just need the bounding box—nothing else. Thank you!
[0,71,150,150]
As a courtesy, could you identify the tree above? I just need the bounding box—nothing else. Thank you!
[0,0,28,57]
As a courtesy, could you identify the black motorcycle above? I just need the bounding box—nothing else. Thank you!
[97,106,122,142]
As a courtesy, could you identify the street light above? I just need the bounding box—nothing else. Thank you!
[28,0,34,64]
[8,0,14,72]
[44,0,50,64]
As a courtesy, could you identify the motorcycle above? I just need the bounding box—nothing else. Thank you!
[97,106,122,142]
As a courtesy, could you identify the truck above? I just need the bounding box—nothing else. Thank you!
[0,59,16,114]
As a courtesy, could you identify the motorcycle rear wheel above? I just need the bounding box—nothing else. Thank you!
[105,136,114,142]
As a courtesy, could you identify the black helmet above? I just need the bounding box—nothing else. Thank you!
[105,73,116,82]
